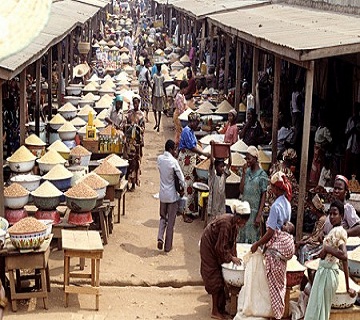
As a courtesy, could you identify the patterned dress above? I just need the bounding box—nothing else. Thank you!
[238,168,268,243]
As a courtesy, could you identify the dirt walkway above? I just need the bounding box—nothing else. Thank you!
[4,115,213,319]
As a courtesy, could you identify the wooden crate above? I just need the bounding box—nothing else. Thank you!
[83,139,99,153]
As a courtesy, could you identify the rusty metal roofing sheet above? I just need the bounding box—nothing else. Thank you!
[208,4,360,61]
[171,0,269,19]
[0,0,109,79]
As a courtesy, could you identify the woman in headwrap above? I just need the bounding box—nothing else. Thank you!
[239,108,264,146]
[178,112,210,223]
[173,80,188,146]
[323,175,360,237]
[124,95,145,191]
[267,148,299,212]
[251,171,295,320]
[218,109,239,145]
[238,146,268,243]
[304,201,356,320]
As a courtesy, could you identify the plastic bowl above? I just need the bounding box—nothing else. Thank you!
[36,219,53,238]
[9,229,47,250]
[221,262,245,287]
[4,194,29,209]
[10,174,41,192]
[66,86,82,96]
[37,161,65,174]
[58,130,77,141]
[43,177,72,191]
[33,195,62,210]
[7,159,35,173]
[96,173,121,186]
[58,110,78,120]
[0,217,9,231]
[348,257,360,277]
[69,154,91,167]
[65,196,98,212]
[64,96,80,106]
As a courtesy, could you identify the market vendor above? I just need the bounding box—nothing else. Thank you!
[239,108,265,146]
[200,202,251,320]
[323,175,360,237]
[105,95,125,130]
[183,68,196,109]
[218,109,239,145]
[251,171,295,320]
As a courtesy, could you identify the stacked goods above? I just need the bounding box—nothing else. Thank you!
[69,145,92,166]
[83,92,98,101]
[226,171,241,184]
[58,122,77,132]
[47,140,71,159]
[32,180,63,197]
[25,134,46,146]
[230,139,248,153]
[197,101,215,115]
[83,82,98,91]
[215,100,233,115]
[225,171,241,198]
[78,172,109,199]
[94,160,121,186]
[7,146,37,172]
[93,118,106,128]
[49,113,66,130]
[4,183,29,197]
[8,217,47,249]
[65,182,98,212]
[195,158,210,181]
[58,102,78,120]
[78,105,97,116]
[70,145,91,156]
[43,164,73,180]
[70,117,87,128]
[104,154,129,176]
[38,150,66,164]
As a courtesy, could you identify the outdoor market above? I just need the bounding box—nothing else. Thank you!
[0,0,360,319]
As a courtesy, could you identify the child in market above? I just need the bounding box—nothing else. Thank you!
[207,142,231,220]
[304,200,356,320]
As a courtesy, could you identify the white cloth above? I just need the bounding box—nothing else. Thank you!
[139,66,150,83]
[234,250,273,320]
[157,151,185,203]
[323,202,360,235]
[106,105,123,127]
[314,126,332,144]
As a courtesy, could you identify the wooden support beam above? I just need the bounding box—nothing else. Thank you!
[64,36,69,88]
[224,34,231,94]
[235,39,242,111]
[35,59,41,136]
[177,12,182,47]
[184,16,188,53]
[271,56,281,164]
[209,23,214,66]
[19,69,27,146]
[215,30,221,89]
[57,42,62,108]
[47,48,53,122]
[69,32,74,81]
[200,19,206,65]
[0,81,4,217]
[252,47,259,112]
[168,7,172,37]
[296,61,315,242]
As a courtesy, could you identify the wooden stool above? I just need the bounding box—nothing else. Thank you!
[115,179,129,223]
[62,230,104,310]
[5,235,52,312]
[228,284,241,316]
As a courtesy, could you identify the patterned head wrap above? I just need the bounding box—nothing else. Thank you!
[335,175,349,190]
[188,112,200,122]
[270,171,292,202]
[282,148,297,161]
[246,146,259,159]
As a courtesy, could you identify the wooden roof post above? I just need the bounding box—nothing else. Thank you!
[184,16,188,53]
[57,42,62,109]
[296,60,315,242]
[168,7,173,38]
[199,19,206,65]
[19,69,27,146]
[64,35,69,88]
[224,34,231,95]
[271,56,281,164]
[47,48,53,123]
[35,59,41,136]
[209,22,214,66]
[215,30,221,89]
[69,31,74,81]
[0,80,4,218]
[252,47,259,113]
[235,38,242,112]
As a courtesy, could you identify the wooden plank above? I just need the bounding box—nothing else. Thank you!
[69,273,92,279]
[69,31,74,80]
[57,42,62,107]
[271,56,281,164]
[65,285,100,295]
[296,61,314,242]
[62,230,103,251]
[199,19,206,64]
[35,59,41,136]
[19,69,27,146]
[224,34,231,94]
[47,48,53,122]
[215,29,221,89]
[234,39,242,111]
[252,47,259,113]
[64,36,69,88]
[209,23,214,67]
[330,305,360,320]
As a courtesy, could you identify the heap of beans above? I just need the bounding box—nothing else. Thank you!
[4,183,29,197]
[8,217,46,234]
[70,145,91,156]
[80,173,108,189]
[65,182,98,199]
[94,160,120,175]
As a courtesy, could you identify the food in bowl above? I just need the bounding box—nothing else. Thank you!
[4,183,30,209]
[77,172,109,199]
[64,182,98,212]
[94,160,121,186]
[10,174,41,192]
[8,217,47,249]
[221,262,245,287]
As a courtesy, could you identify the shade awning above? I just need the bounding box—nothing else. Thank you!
[208,4,360,62]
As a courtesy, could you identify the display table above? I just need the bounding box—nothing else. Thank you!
[330,305,360,320]
[1,235,52,311]
[62,230,104,310]
[115,179,129,223]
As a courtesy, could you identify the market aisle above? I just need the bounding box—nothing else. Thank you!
[4,115,210,318]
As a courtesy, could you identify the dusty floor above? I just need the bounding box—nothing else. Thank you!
[3,115,214,319]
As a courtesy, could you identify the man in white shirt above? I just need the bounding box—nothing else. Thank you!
[157,140,185,253]
[105,95,124,129]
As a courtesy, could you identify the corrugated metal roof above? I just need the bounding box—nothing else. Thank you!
[171,0,269,19]
[208,4,360,61]
[0,0,109,80]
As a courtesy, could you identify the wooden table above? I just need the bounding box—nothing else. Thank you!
[115,179,129,223]
[1,235,52,311]
[62,230,104,310]
[91,200,113,245]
